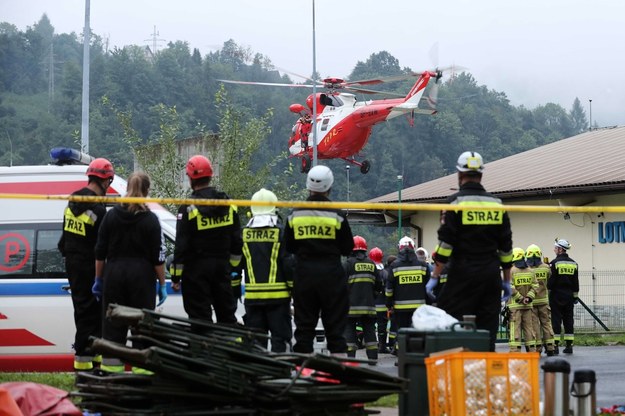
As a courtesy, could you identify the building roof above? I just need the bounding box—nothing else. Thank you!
[371,126,625,204]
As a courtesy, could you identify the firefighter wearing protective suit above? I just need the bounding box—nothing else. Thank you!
[429,151,513,351]
[548,238,579,354]
[237,188,294,352]
[370,247,390,353]
[526,244,555,356]
[386,236,430,337]
[58,158,114,371]
[344,236,382,362]
[507,248,538,352]
[170,155,242,325]
[285,165,354,354]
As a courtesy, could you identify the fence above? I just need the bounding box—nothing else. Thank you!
[576,270,625,331]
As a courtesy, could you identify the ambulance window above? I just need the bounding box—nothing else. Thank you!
[0,228,36,277]
[35,230,64,277]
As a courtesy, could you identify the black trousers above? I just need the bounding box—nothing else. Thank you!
[244,302,292,352]
[102,257,156,350]
[438,257,502,351]
[346,316,378,359]
[65,255,101,357]
[181,257,237,324]
[292,258,348,354]
[550,297,574,341]
[376,310,388,344]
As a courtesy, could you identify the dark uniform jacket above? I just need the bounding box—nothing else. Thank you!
[171,187,243,280]
[385,249,430,311]
[432,182,513,268]
[284,194,353,259]
[548,253,579,305]
[58,187,106,258]
[343,251,382,316]
[239,214,293,305]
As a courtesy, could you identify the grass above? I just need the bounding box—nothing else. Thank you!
[0,372,76,394]
[574,332,625,346]
[368,393,398,408]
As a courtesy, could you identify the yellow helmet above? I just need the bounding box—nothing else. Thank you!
[525,244,542,259]
[512,247,525,262]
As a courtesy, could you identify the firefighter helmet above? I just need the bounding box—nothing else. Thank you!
[512,247,525,262]
[456,151,484,173]
[554,238,571,251]
[353,235,367,251]
[306,165,334,192]
[86,158,114,179]
[251,188,278,216]
[398,236,415,250]
[186,155,213,179]
[368,247,384,264]
[416,247,429,261]
[525,244,542,259]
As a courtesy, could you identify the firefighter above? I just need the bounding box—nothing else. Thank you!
[237,188,293,352]
[344,236,382,363]
[429,151,514,351]
[93,172,167,373]
[369,247,390,353]
[548,238,579,354]
[526,244,556,356]
[57,157,113,371]
[507,248,538,352]
[386,236,430,345]
[284,165,354,355]
[170,155,242,325]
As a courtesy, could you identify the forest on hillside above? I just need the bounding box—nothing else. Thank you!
[0,15,590,250]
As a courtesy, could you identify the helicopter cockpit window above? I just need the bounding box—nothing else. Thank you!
[320,94,343,107]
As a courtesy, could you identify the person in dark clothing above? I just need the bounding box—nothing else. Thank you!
[284,165,354,355]
[385,236,430,336]
[93,172,167,373]
[548,238,579,354]
[429,151,514,351]
[237,188,293,352]
[369,247,390,353]
[58,157,114,371]
[170,155,242,325]
[344,236,382,363]
[383,254,398,353]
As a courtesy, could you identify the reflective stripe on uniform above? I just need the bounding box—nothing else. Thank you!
[188,204,237,230]
[245,282,290,300]
[393,300,425,310]
[434,242,452,258]
[74,355,94,370]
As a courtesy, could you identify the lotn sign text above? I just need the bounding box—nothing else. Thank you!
[598,221,625,243]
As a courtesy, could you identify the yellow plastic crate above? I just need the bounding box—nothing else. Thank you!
[425,351,540,416]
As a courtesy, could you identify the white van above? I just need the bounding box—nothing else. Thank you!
[0,149,184,371]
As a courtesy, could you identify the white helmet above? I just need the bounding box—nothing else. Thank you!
[398,236,415,250]
[251,188,278,216]
[456,151,484,173]
[306,165,334,192]
[554,238,571,251]
[416,247,429,261]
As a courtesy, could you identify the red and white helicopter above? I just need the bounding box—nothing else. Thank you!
[218,69,443,174]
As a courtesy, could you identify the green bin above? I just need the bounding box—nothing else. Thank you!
[397,322,490,416]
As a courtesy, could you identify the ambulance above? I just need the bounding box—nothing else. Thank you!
[0,148,184,371]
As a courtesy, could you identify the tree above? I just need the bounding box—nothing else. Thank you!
[569,97,587,134]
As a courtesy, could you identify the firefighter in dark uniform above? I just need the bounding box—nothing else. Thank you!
[428,151,514,352]
[344,236,382,363]
[170,155,242,325]
[284,165,354,355]
[548,238,579,354]
[57,157,113,371]
[237,188,293,352]
[385,236,430,342]
[369,247,390,353]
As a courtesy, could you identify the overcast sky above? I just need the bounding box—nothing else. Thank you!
[3,0,624,126]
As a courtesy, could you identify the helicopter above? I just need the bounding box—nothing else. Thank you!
[218,69,443,174]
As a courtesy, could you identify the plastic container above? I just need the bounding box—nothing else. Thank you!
[397,323,490,416]
[425,351,540,416]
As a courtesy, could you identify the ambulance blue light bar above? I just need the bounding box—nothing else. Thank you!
[50,147,94,165]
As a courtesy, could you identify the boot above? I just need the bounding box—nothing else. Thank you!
[563,341,573,354]
[378,341,390,354]
[553,341,559,355]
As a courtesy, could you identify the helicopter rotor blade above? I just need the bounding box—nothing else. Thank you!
[272,66,316,83]
[343,86,405,97]
[216,79,318,89]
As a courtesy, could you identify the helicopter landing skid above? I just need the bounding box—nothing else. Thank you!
[343,158,371,174]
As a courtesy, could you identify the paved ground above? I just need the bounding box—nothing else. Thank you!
[357,344,625,415]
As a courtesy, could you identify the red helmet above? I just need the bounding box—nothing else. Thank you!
[368,247,384,264]
[86,158,114,179]
[186,155,213,179]
[353,235,367,251]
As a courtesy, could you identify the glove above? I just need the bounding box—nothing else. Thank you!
[157,283,168,307]
[426,276,439,300]
[92,276,103,301]
[501,280,512,302]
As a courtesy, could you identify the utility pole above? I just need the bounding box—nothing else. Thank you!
[81,0,90,153]
[145,26,166,56]
[311,0,318,167]
[346,165,350,202]
[397,175,403,241]
[589,99,593,131]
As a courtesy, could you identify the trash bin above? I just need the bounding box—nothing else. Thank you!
[397,322,490,416]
